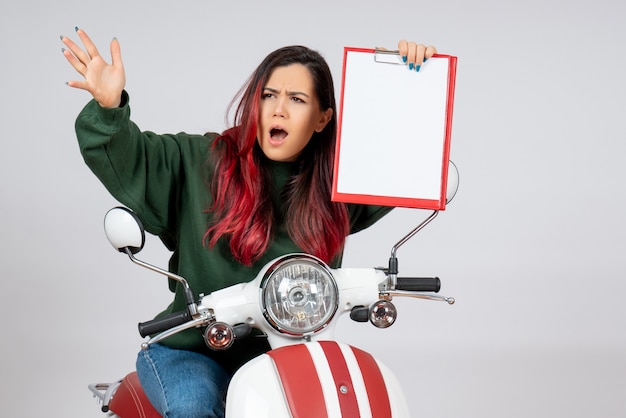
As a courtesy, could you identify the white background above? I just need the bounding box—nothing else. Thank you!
[1,1,624,417]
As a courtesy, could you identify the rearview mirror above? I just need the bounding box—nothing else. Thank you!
[446,161,459,204]
[103,207,145,254]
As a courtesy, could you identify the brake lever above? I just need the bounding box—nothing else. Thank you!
[383,290,455,305]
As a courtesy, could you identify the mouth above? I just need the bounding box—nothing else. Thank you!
[269,127,288,144]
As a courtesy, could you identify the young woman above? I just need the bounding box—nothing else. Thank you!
[62,28,437,418]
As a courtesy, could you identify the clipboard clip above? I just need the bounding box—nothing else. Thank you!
[374,48,404,65]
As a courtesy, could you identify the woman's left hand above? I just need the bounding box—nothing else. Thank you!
[397,40,437,72]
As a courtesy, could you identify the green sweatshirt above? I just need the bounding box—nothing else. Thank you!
[75,91,393,372]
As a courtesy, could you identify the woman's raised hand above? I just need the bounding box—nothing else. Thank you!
[397,40,437,72]
[61,28,125,108]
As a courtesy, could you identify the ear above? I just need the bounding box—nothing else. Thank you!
[314,108,333,133]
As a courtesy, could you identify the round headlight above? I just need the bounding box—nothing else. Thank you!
[261,254,338,336]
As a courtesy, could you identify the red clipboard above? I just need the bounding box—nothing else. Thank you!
[332,47,457,210]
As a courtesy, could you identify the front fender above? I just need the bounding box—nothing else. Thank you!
[225,341,410,418]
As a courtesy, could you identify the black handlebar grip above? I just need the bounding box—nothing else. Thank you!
[396,277,441,293]
[138,310,192,338]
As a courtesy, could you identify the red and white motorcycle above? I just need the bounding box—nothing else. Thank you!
[89,164,459,418]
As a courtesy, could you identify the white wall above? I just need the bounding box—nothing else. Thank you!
[1,1,624,416]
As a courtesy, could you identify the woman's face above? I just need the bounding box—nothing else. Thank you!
[257,64,333,162]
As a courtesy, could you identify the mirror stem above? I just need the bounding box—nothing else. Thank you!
[386,210,439,289]
[123,247,198,315]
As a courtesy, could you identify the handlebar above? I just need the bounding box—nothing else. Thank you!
[138,310,192,338]
[395,277,441,292]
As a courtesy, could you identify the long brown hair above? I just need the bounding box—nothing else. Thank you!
[204,46,349,266]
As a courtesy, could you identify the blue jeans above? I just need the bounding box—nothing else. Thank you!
[136,343,230,418]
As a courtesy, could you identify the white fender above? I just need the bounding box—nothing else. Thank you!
[225,353,292,418]
[225,341,410,418]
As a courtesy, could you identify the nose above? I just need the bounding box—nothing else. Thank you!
[273,97,287,118]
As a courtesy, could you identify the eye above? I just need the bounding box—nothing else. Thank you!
[291,96,305,103]
[262,93,275,100]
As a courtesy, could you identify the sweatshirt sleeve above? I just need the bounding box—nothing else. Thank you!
[74,91,199,236]
[348,204,394,234]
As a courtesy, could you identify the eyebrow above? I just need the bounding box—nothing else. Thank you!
[263,87,311,98]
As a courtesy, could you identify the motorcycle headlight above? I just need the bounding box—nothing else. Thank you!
[261,254,338,336]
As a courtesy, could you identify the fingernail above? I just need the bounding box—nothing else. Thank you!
[61,47,66,53]
[415,65,421,72]
[60,35,65,41]
[402,55,407,63]
[75,26,79,32]
[423,57,428,62]
[409,62,414,70]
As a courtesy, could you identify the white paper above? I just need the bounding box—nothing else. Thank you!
[336,50,451,204]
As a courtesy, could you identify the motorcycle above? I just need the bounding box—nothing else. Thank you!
[88,163,459,418]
